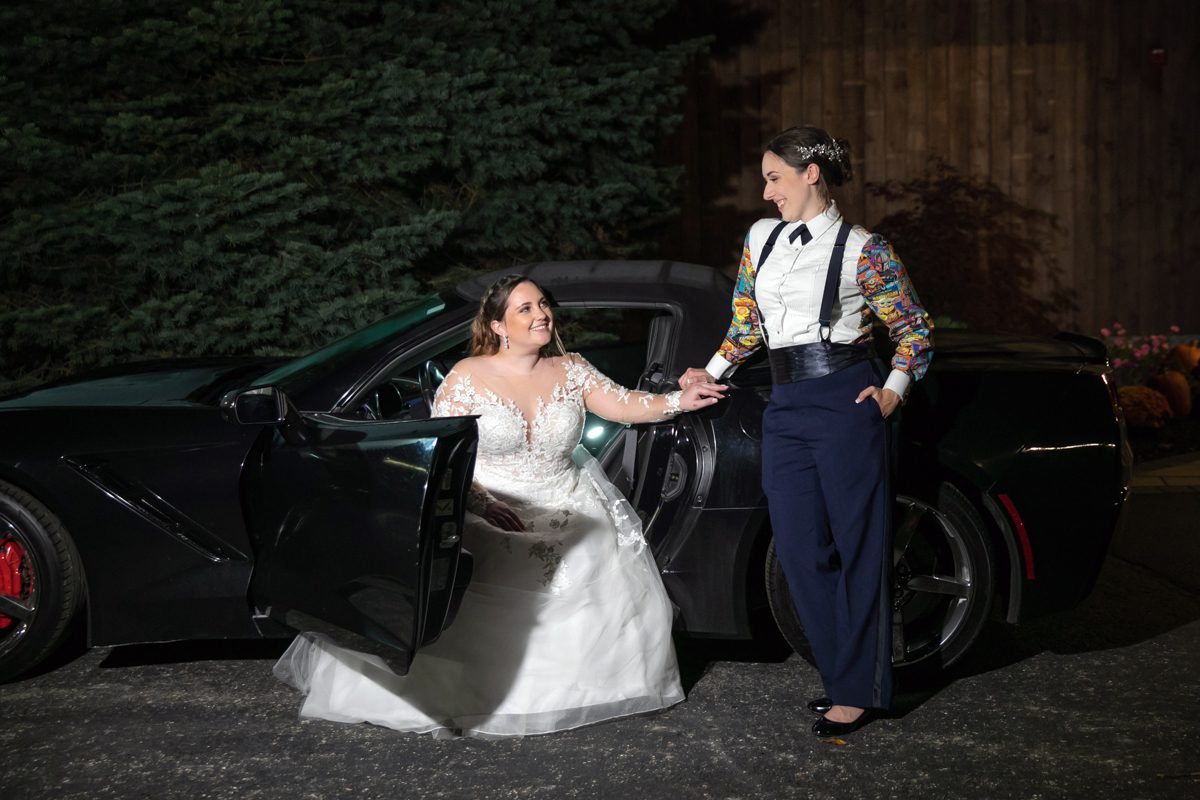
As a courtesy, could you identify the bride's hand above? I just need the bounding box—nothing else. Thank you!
[484,499,525,532]
[679,381,727,412]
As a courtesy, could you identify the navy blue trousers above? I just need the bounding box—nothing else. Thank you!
[762,359,893,710]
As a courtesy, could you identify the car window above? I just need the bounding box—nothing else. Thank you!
[348,305,669,454]
[254,295,452,390]
[553,307,667,456]
[347,329,472,422]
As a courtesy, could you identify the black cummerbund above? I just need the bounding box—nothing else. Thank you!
[768,342,873,385]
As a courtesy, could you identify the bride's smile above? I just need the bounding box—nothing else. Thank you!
[491,280,555,353]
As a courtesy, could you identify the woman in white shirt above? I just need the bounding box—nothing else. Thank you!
[682,125,933,737]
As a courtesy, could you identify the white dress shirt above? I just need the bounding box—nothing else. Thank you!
[703,202,912,399]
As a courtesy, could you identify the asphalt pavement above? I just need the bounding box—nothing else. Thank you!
[2,455,1199,800]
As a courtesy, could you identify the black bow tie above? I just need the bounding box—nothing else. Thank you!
[788,224,812,245]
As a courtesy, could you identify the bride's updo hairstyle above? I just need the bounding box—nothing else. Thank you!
[764,125,853,206]
[469,273,566,357]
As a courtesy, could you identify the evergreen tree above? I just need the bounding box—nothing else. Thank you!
[0,0,703,392]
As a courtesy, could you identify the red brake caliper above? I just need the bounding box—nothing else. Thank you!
[0,537,30,630]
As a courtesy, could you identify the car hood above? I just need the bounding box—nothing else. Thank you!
[0,357,286,409]
[933,330,1109,367]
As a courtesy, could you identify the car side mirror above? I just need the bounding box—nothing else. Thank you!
[220,386,287,426]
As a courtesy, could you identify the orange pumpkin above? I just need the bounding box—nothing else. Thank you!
[1166,341,1200,373]
[1118,385,1173,429]
[1147,370,1192,419]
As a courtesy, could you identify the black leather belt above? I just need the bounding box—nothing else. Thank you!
[768,342,873,385]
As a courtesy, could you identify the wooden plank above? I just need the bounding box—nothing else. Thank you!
[969,0,991,180]
[925,0,951,167]
[862,0,886,225]
[799,0,823,134]
[705,0,743,267]
[1140,0,1167,331]
[841,0,867,223]
[946,0,972,171]
[1070,1,1097,333]
[779,0,803,127]
[1174,0,1200,333]
[905,0,929,180]
[760,0,783,139]
[1154,0,1178,331]
[988,0,1012,196]
[820,0,844,186]
[738,3,764,217]
[1093,0,1119,336]
[1052,0,1078,331]
[1115,0,1142,329]
[882,0,908,196]
[1028,0,1056,306]
[1010,0,1033,208]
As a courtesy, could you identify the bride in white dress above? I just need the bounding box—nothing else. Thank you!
[274,274,726,738]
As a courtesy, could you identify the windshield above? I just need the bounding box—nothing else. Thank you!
[253,295,451,388]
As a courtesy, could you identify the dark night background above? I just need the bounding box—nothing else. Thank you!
[2,0,1197,393]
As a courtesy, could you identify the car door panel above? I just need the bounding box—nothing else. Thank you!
[241,414,477,674]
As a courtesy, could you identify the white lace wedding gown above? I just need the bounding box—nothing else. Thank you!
[273,353,684,738]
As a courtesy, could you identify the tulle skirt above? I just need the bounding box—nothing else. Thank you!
[273,450,683,738]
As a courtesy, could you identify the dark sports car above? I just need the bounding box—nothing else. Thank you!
[0,261,1131,683]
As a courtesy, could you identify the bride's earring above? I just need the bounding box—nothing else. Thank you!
[503,334,510,349]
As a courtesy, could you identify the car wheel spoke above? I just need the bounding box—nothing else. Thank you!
[892,503,926,564]
[906,574,970,598]
[0,594,33,621]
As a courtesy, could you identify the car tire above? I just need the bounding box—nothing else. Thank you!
[765,482,996,674]
[0,479,84,683]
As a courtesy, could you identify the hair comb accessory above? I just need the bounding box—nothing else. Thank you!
[788,141,847,165]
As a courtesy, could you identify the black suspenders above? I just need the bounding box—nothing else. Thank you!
[818,221,852,342]
[753,219,852,344]
[756,220,790,273]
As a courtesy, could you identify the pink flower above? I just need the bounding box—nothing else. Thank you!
[1135,344,1150,358]
[1100,327,1112,337]
[1114,322,1125,333]
[1113,357,1125,368]
[1114,337,1125,347]
[1170,324,1181,334]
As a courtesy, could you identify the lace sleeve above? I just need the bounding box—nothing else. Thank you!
[431,369,475,417]
[567,354,682,424]
[430,368,496,515]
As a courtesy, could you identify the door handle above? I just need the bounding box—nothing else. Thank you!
[660,451,688,502]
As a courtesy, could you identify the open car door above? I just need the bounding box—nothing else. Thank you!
[224,387,476,674]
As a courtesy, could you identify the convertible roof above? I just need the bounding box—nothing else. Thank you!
[455,260,730,305]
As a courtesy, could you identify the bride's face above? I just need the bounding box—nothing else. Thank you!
[495,281,553,352]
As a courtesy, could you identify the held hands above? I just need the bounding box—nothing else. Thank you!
[679,367,716,389]
[856,386,902,418]
[678,380,727,412]
[483,499,525,532]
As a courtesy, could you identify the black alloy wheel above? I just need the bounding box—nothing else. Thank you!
[0,479,83,683]
[765,482,996,673]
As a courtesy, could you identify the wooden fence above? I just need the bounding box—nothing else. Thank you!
[662,0,1199,335]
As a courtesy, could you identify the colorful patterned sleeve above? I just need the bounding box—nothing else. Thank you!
[715,233,766,366]
[856,234,934,381]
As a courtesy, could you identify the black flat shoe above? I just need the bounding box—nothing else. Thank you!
[806,697,833,714]
[812,709,877,737]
